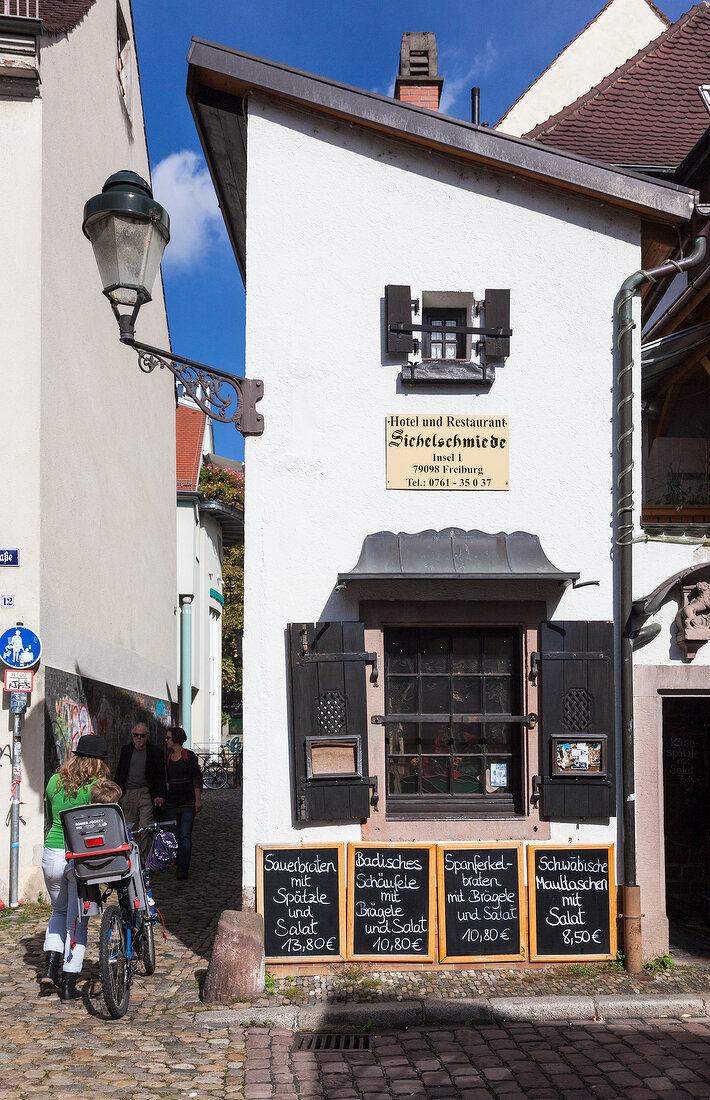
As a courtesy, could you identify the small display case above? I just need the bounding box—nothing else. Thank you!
[552,735,607,777]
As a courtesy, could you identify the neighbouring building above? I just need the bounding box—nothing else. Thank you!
[495,0,668,138]
[512,1,710,955]
[176,402,243,754]
[186,28,701,969]
[0,0,175,902]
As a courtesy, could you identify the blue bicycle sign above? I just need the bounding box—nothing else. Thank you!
[0,625,42,668]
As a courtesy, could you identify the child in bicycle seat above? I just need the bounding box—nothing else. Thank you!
[89,779,122,804]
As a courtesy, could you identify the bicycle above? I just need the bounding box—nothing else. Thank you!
[200,740,241,790]
[61,805,176,1018]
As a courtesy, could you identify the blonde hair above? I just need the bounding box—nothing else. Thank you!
[89,779,122,804]
[56,755,109,799]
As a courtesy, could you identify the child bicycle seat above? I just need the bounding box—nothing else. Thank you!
[60,803,149,917]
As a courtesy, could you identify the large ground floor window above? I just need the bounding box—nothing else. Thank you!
[385,626,523,817]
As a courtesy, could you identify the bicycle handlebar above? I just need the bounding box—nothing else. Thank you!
[131,820,177,836]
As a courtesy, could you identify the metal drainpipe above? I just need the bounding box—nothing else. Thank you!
[180,595,193,748]
[615,218,708,973]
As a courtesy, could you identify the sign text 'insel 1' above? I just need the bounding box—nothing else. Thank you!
[386,414,509,490]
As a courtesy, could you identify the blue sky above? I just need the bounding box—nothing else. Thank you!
[131,0,692,461]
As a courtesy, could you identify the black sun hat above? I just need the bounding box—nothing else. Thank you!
[74,734,108,759]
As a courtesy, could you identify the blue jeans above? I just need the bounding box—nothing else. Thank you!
[174,810,195,872]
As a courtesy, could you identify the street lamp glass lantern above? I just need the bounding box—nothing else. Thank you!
[83,171,170,328]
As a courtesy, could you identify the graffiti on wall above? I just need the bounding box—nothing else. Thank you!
[44,667,175,785]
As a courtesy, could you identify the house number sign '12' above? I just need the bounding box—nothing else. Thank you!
[386,414,509,490]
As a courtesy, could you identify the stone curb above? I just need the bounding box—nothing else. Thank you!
[196,992,710,1029]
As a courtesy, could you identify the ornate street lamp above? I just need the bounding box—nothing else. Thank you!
[83,171,263,435]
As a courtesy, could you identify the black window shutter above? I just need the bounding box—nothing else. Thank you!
[483,289,510,359]
[385,285,415,355]
[538,621,615,822]
[288,622,372,823]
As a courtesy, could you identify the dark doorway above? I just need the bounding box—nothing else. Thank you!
[662,697,710,955]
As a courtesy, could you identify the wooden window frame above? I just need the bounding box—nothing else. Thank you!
[384,626,524,818]
[422,306,467,361]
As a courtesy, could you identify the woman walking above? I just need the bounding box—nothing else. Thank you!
[41,734,109,1002]
[165,727,202,880]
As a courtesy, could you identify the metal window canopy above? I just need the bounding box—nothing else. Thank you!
[337,529,579,587]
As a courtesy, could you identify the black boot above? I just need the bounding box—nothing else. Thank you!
[60,973,81,1002]
[40,951,61,989]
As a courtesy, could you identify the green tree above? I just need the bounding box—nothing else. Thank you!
[221,542,243,711]
[198,462,244,714]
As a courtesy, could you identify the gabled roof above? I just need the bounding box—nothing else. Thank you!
[525,3,710,170]
[176,405,207,492]
[497,0,669,134]
[39,0,96,35]
[187,40,698,283]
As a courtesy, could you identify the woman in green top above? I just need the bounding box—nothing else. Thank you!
[41,734,109,1002]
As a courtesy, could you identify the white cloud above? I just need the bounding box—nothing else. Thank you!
[152,150,225,271]
[439,39,499,117]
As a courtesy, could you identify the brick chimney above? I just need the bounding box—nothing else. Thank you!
[394,32,443,111]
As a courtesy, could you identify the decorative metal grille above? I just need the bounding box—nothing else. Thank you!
[316,690,346,735]
[562,688,592,732]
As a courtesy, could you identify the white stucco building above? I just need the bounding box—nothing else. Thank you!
[176,403,243,754]
[0,0,175,902]
[187,31,701,966]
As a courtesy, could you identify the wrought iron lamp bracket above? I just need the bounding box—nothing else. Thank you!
[124,338,264,436]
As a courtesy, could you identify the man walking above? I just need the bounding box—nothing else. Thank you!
[114,723,166,858]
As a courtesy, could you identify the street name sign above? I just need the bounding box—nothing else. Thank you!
[0,551,19,566]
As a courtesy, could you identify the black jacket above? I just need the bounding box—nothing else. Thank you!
[114,740,167,802]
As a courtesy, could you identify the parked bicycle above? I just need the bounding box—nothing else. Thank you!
[60,805,177,1018]
[198,739,242,789]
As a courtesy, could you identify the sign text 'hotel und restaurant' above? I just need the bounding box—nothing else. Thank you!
[386,414,509,490]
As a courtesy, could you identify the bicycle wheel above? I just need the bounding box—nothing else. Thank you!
[142,920,156,975]
[99,904,130,1018]
[203,763,228,790]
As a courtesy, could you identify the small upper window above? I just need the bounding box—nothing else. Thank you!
[117,4,132,116]
[422,307,466,360]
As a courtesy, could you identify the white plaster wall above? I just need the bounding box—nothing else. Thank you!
[38,0,176,704]
[0,0,175,900]
[496,0,666,137]
[194,515,223,746]
[0,90,43,901]
[176,502,224,749]
[240,97,643,895]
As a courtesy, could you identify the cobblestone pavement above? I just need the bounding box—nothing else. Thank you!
[239,1018,710,1099]
[2,789,710,1099]
[0,789,242,1100]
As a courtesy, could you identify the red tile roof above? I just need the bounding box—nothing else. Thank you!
[497,0,669,130]
[525,3,710,168]
[39,1,96,34]
[176,405,207,492]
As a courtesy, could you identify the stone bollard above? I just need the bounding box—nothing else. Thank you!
[202,910,265,1003]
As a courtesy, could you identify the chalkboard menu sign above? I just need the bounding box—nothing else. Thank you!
[528,845,616,961]
[256,844,345,962]
[437,844,527,963]
[347,843,435,961]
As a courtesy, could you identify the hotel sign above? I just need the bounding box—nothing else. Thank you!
[386,414,509,490]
